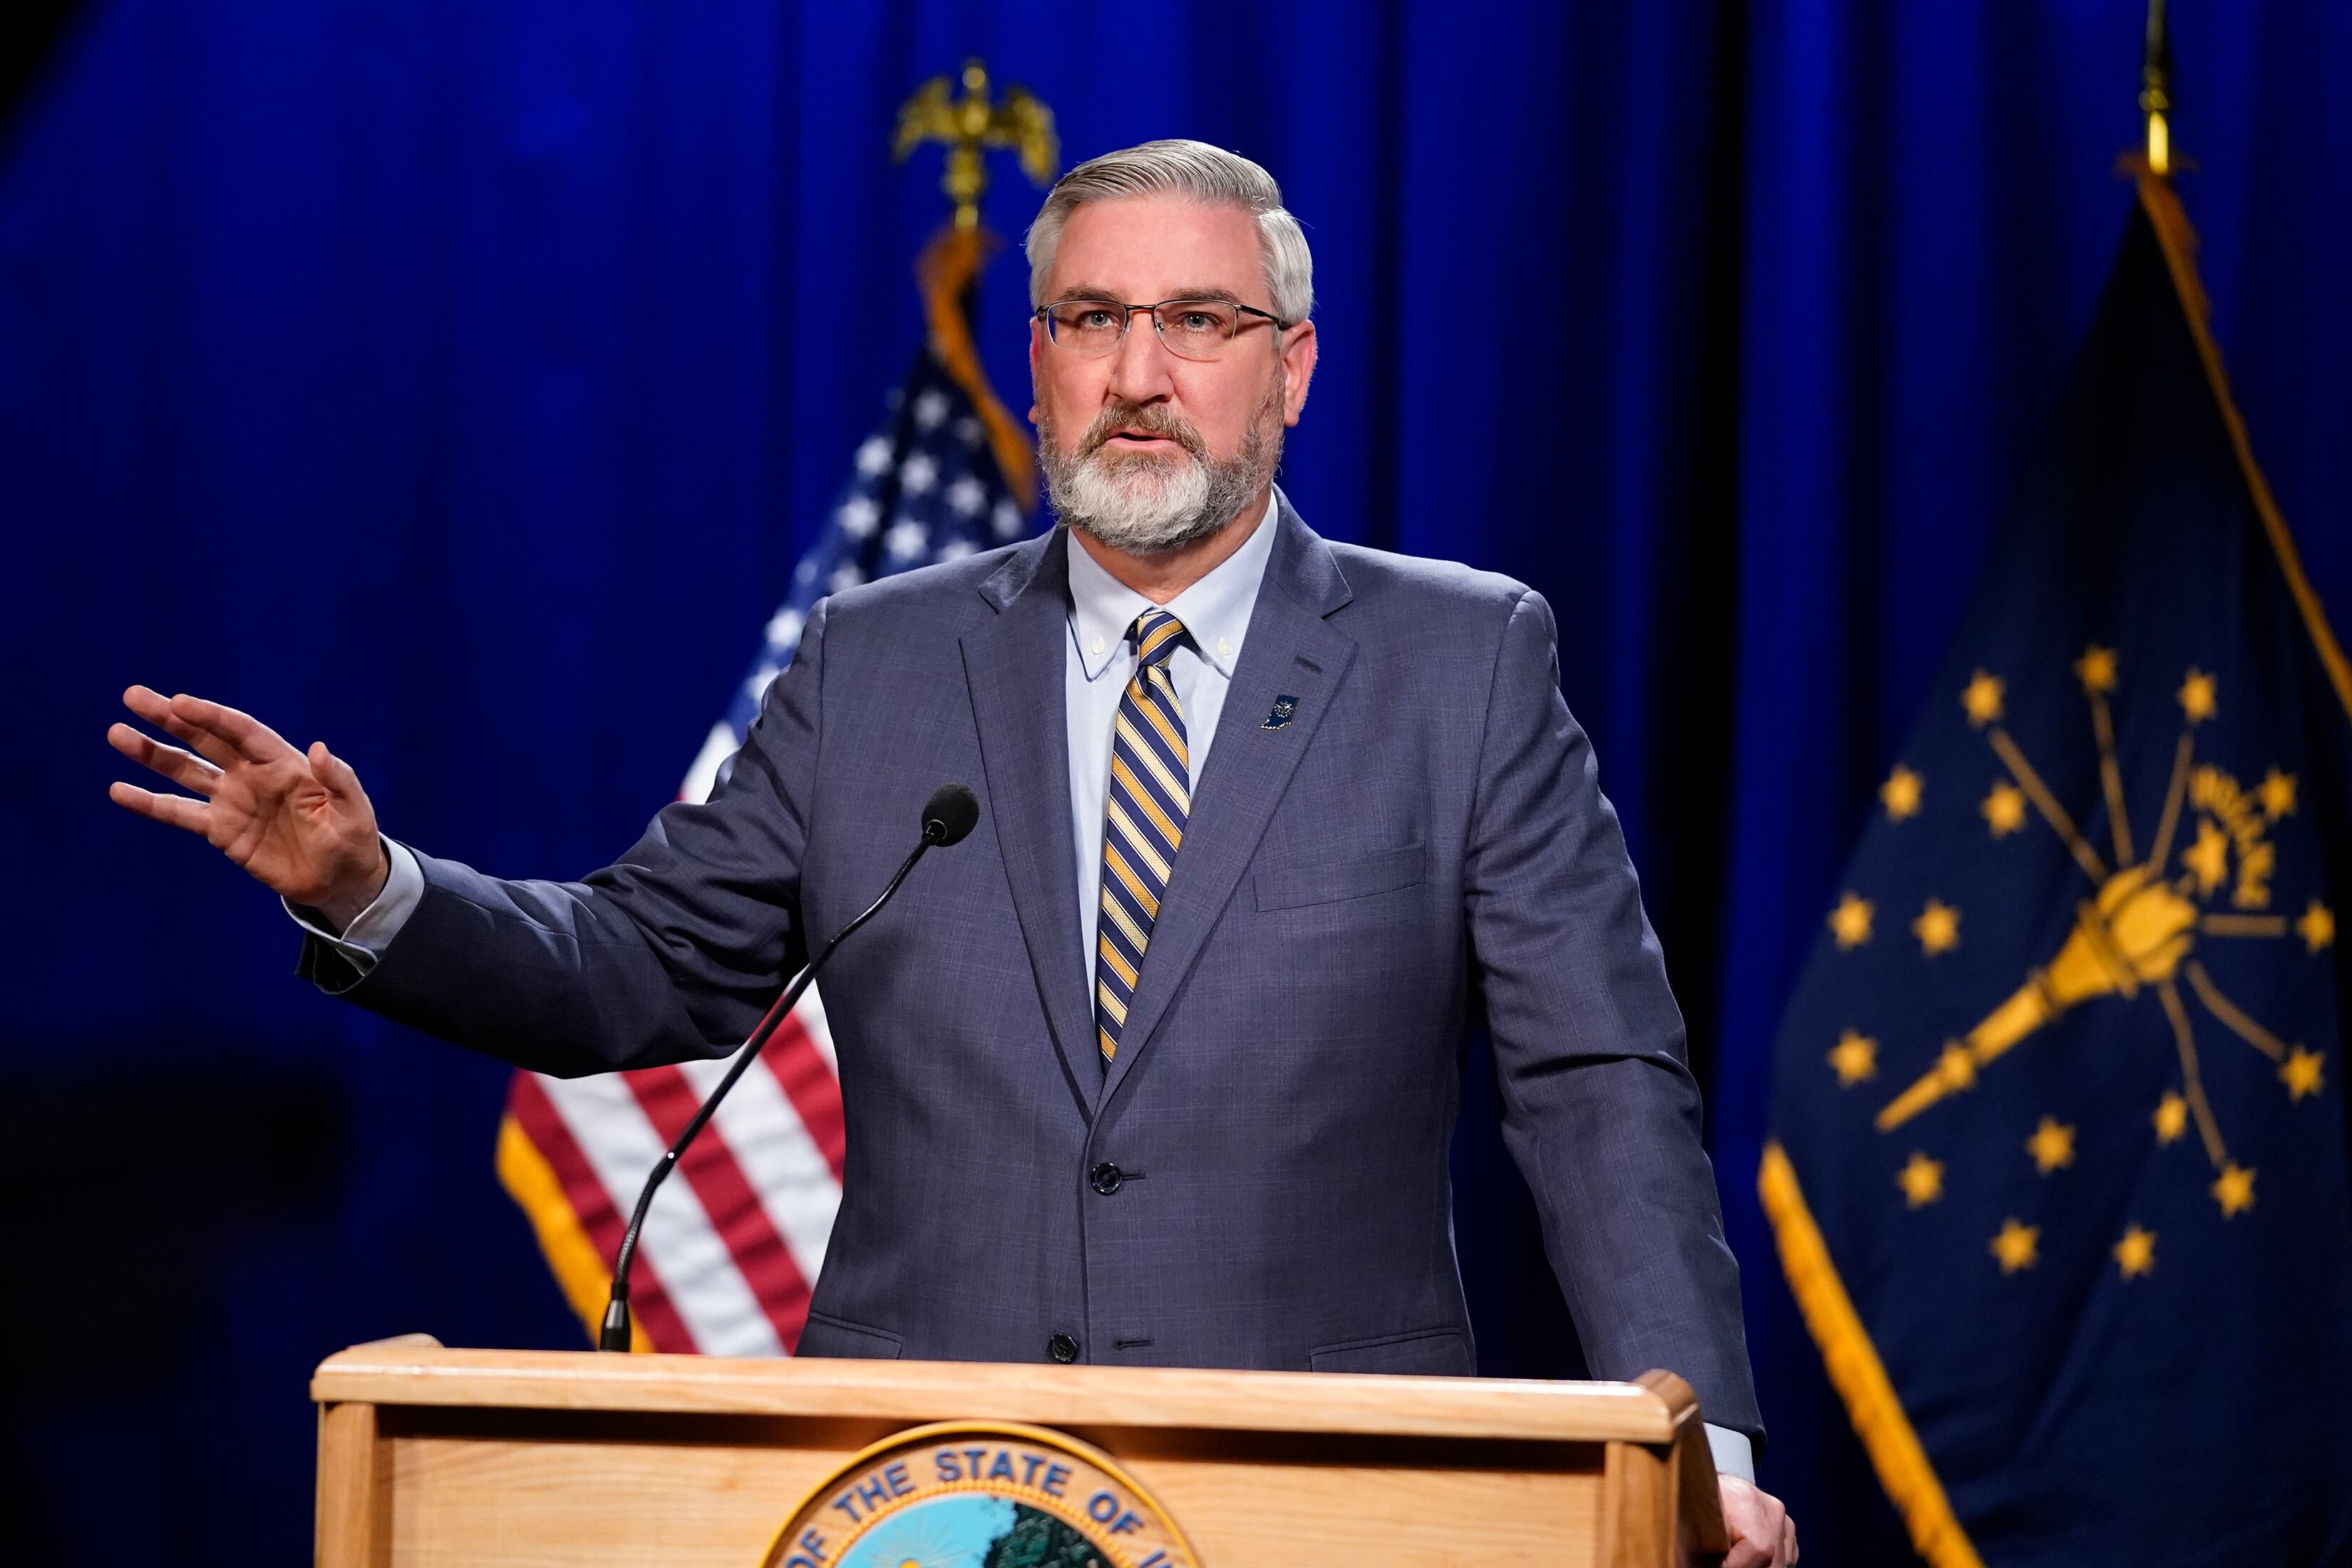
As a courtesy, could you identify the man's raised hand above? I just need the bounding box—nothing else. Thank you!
[109,686,389,927]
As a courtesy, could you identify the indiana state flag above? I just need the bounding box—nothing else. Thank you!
[1763,175,2352,1567]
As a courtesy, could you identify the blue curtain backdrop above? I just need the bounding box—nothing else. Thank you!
[4,1,2348,1562]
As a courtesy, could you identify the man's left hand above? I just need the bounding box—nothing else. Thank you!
[1718,1475,1796,1567]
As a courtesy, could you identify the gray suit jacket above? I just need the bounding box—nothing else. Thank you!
[304,500,1763,1438]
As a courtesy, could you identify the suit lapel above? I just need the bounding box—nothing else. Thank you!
[961,530,1098,1113]
[1100,503,1358,1107]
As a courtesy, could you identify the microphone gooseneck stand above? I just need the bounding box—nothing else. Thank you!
[599,782,978,1351]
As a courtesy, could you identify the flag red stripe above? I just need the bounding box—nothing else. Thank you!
[624,1065,814,1353]
[765,1013,847,1181]
[505,1072,696,1353]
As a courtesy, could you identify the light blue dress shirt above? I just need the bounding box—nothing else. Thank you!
[1063,490,1278,974]
[284,485,1754,1485]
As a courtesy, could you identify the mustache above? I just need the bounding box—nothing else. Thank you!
[1078,402,1208,463]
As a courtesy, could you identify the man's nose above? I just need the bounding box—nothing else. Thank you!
[1104,309,1178,406]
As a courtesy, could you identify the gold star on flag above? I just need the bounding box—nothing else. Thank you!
[1914,899,1961,956]
[1829,892,1874,949]
[1961,669,2005,728]
[1990,1218,2039,1274]
[1932,1040,1978,1093]
[2299,899,2335,954]
[2075,645,2118,693]
[1880,764,1924,821]
[2210,1163,2256,1218]
[1828,1030,1879,1086]
[2153,1092,2188,1145]
[2025,1116,2076,1174]
[2113,1225,2156,1281]
[2182,819,2229,895]
[2177,668,2217,723]
[1981,780,2027,837]
[2257,768,2297,819]
[2280,1047,2325,1102]
[1897,1151,1944,1208]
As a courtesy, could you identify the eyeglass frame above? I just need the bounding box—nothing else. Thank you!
[1031,294,1293,359]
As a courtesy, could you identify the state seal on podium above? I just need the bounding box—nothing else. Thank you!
[761,1420,1197,1568]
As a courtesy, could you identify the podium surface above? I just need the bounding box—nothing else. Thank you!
[313,1336,1725,1567]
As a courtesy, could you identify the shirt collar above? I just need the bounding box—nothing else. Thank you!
[1066,488,1280,681]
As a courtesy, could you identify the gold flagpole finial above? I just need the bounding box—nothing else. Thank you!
[2140,0,2173,177]
[892,59,1061,232]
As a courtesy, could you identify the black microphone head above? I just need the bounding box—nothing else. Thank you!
[921,783,980,847]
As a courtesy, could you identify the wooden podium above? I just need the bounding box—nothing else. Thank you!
[313,1336,1726,1567]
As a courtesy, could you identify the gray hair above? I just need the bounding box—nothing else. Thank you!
[1026,139,1314,325]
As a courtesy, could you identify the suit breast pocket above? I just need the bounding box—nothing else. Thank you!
[1252,842,1426,912]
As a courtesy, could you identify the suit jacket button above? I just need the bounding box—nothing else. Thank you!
[1048,1333,1080,1363]
[1089,1162,1124,1195]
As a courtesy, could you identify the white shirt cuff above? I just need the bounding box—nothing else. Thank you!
[283,838,424,974]
[1704,1422,1755,1482]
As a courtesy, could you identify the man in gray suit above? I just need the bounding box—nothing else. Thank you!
[110,140,1793,1565]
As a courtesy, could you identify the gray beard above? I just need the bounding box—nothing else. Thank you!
[1038,381,1284,555]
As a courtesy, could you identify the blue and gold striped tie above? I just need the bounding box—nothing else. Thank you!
[1096,608,1190,1063]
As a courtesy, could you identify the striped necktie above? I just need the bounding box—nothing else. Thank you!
[1095,607,1190,1063]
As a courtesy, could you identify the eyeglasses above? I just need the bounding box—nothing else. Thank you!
[1034,296,1289,362]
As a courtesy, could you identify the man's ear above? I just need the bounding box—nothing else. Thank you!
[1280,321,1319,427]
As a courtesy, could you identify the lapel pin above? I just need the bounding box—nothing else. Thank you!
[1262,694,1299,729]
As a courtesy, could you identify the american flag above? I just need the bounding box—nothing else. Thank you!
[496,342,1034,1353]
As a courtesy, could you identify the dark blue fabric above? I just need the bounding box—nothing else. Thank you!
[7,1,2352,1562]
[1769,197,2352,1564]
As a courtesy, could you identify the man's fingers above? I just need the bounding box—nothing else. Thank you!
[1783,1516,1797,1565]
[108,780,210,835]
[125,684,251,767]
[123,684,237,766]
[108,723,223,795]
[165,692,294,765]
[308,741,363,800]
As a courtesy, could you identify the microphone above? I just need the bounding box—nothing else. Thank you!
[599,781,979,1351]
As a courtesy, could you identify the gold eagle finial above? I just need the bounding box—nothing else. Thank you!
[893,60,1060,231]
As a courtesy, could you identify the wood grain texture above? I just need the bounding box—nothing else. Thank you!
[316,1401,390,1568]
[1673,1414,1730,1557]
[1600,1440,1673,1568]
[311,1343,1687,1442]
[374,1424,1606,1568]
[312,1344,1723,1567]
[1633,1369,1726,1559]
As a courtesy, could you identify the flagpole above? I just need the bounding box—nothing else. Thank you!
[2140,0,2173,177]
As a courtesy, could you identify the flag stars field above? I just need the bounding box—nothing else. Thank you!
[2114,1226,2157,1280]
[2298,898,2335,954]
[1914,899,1961,956]
[1829,892,1874,949]
[2153,1092,2189,1145]
[1897,1152,1944,1207]
[2178,667,2217,723]
[2182,818,2231,894]
[2211,1162,2257,1217]
[1829,1030,1879,1085]
[2258,768,2297,819]
[1990,1219,2040,1273]
[2075,644,2119,693]
[2280,1047,2325,1101]
[1882,765,1924,820]
[2026,1116,2077,1173]
[1982,780,2028,837]
[1962,669,2006,727]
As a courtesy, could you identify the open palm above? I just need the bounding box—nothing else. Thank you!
[109,685,388,919]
